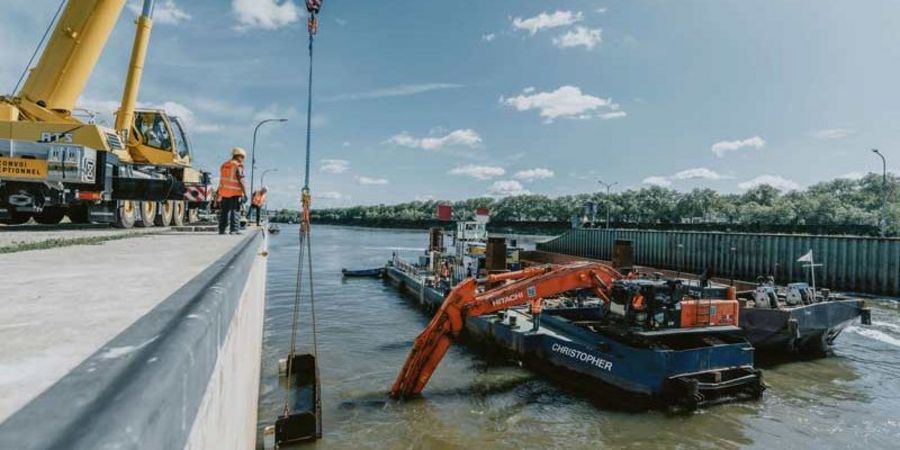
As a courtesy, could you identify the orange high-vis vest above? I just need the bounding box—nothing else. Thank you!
[218,159,243,199]
[252,190,267,206]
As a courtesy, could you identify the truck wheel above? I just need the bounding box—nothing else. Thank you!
[154,201,174,227]
[172,201,186,226]
[2,208,32,225]
[68,205,91,224]
[114,201,136,229]
[187,208,200,224]
[135,201,157,227]
[33,207,65,225]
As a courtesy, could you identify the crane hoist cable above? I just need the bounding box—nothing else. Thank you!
[283,0,324,417]
[12,0,66,95]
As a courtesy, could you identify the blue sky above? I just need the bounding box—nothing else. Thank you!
[2,0,899,209]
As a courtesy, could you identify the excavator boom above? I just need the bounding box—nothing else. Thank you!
[390,262,622,399]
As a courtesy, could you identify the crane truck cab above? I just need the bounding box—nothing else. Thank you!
[131,109,193,166]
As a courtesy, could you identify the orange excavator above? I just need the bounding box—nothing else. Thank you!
[390,262,623,399]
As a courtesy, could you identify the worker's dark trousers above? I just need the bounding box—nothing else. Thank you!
[218,197,241,234]
[250,205,262,226]
[532,313,541,332]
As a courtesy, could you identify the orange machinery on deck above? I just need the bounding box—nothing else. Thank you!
[679,299,740,327]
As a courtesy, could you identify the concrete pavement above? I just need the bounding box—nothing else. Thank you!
[0,232,247,422]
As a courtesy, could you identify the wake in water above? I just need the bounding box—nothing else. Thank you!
[872,321,900,332]
[848,326,900,348]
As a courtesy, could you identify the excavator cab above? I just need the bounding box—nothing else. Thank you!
[129,109,192,167]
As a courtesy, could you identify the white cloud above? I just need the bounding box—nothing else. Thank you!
[482,33,496,42]
[328,83,463,102]
[711,136,766,157]
[488,180,529,197]
[76,98,223,133]
[553,27,602,50]
[319,159,349,174]
[673,168,724,181]
[501,86,622,123]
[637,168,726,187]
[318,191,346,200]
[250,103,300,123]
[838,171,865,180]
[596,7,608,14]
[814,128,855,140]
[514,168,555,181]
[387,129,482,150]
[77,98,121,116]
[357,176,389,186]
[342,141,351,147]
[449,165,506,180]
[512,11,583,35]
[642,176,672,187]
[128,1,191,25]
[335,18,348,26]
[738,175,799,191]
[600,111,627,120]
[232,0,301,31]
[141,101,223,133]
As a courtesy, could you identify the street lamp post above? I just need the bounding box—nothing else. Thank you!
[249,118,288,200]
[872,149,887,237]
[598,180,618,229]
[260,168,278,187]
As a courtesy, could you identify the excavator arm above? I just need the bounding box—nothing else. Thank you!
[390,262,622,399]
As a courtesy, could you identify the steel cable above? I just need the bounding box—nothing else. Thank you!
[12,0,66,96]
[283,6,322,416]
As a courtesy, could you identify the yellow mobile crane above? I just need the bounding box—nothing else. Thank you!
[0,0,211,227]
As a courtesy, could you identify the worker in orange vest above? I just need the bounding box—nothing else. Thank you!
[218,147,247,235]
[250,186,268,226]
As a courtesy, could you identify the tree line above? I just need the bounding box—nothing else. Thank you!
[270,173,899,236]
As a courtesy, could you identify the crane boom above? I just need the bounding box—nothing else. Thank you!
[116,0,155,139]
[390,262,622,399]
[19,0,128,113]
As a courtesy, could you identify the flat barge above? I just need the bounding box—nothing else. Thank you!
[738,282,870,356]
[384,259,764,409]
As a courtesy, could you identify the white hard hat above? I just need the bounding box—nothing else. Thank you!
[232,147,247,158]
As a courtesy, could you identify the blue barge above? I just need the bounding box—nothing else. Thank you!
[384,261,764,409]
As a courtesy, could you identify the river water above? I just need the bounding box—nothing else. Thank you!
[258,225,900,449]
